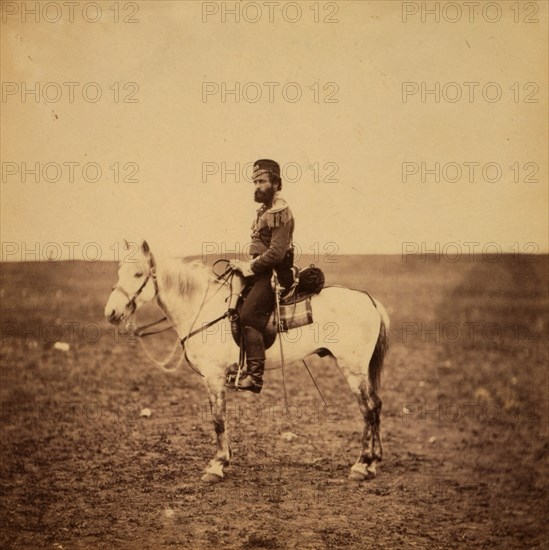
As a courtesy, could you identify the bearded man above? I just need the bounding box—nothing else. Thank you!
[228,159,295,393]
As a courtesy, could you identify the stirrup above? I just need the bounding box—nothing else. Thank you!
[234,373,262,394]
[225,362,245,390]
[225,374,239,390]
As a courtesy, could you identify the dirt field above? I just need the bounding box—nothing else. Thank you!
[1,255,547,549]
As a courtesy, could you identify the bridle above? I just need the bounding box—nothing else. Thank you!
[112,254,159,315]
[111,256,234,374]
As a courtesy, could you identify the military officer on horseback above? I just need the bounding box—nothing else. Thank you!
[228,159,295,393]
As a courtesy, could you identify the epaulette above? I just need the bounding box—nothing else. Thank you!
[264,196,292,228]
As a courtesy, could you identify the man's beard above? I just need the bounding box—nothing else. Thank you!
[254,186,276,204]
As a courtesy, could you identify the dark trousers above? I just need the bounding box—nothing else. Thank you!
[240,272,275,332]
[240,261,294,333]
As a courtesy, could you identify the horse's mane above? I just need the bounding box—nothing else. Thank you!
[156,257,212,298]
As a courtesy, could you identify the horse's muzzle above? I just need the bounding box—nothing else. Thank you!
[106,309,120,324]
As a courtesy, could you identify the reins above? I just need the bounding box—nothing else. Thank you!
[135,316,170,337]
[130,258,234,375]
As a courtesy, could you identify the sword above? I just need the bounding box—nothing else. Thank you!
[273,273,289,410]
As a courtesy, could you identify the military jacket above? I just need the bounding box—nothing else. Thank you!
[249,193,294,274]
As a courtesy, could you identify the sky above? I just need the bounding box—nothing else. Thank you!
[1,1,548,261]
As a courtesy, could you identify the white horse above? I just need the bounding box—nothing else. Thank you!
[104,240,390,483]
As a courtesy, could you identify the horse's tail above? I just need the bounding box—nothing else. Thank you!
[369,299,390,393]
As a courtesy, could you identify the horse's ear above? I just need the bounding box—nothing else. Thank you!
[123,239,129,250]
[142,240,150,255]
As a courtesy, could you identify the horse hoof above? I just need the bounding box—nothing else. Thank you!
[348,470,367,481]
[349,462,376,481]
[201,473,223,483]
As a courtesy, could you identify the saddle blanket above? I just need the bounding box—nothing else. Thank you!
[272,296,313,332]
[231,294,314,350]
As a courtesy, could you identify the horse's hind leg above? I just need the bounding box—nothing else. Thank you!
[356,382,382,479]
[201,376,232,483]
[337,359,382,481]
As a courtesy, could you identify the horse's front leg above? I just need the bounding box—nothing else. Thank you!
[201,376,232,483]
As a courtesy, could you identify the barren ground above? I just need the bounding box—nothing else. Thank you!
[1,255,547,549]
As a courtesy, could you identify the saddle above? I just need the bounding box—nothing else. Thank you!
[229,265,325,350]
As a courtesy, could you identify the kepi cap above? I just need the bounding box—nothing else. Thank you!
[252,159,280,181]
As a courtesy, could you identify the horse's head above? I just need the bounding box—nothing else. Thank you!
[104,240,157,324]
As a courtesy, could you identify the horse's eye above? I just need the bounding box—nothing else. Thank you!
[135,272,143,278]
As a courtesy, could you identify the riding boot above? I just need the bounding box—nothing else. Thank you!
[235,326,265,394]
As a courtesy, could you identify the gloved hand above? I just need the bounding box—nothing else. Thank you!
[229,259,254,277]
